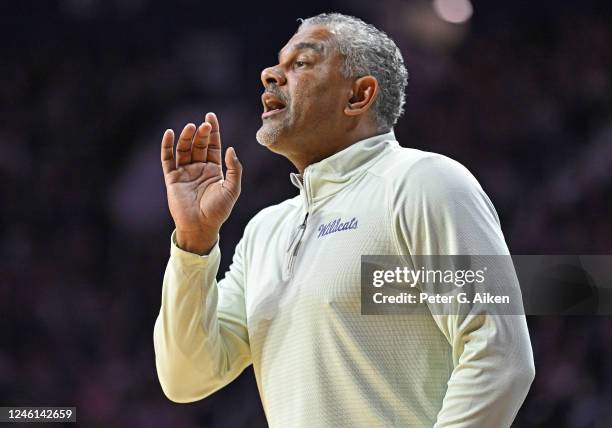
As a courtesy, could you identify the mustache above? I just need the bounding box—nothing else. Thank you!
[264,85,289,105]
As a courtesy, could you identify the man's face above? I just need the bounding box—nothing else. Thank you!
[256,25,351,155]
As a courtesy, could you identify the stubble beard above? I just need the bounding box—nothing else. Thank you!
[256,111,292,148]
[256,123,281,147]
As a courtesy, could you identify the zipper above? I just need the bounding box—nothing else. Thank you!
[286,211,309,278]
[284,169,312,280]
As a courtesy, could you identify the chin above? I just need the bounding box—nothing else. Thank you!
[256,125,284,149]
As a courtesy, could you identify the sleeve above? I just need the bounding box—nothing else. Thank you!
[153,229,252,403]
[393,155,535,427]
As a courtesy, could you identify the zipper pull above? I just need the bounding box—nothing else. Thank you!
[300,212,309,229]
[286,212,309,252]
[285,212,309,279]
[292,212,309,255]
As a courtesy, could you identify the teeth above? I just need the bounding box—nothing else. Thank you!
[267,102,283,110]
[264,97,285,111]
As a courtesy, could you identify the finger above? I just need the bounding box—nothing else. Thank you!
[161,129,176,175]
[176,123,197,168]
[223,147,242,198]
[191,122,211,163]
[205,112,222,165]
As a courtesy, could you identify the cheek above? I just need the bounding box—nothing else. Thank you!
[292,84,342,122]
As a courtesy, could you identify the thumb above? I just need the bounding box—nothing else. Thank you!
[223,147,242,199]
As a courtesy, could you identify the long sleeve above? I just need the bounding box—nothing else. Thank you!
[393,155,535,427]
[153,230,252,403]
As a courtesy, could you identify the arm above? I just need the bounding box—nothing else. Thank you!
[394,156,535,427]
[153,232,251,403]
[154,113,248,402]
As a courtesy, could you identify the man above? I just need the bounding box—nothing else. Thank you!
[154,13,535,427]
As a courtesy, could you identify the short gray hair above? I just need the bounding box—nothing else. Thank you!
[298,13,408,131]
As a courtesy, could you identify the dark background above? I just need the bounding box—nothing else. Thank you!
[1,0,611,426]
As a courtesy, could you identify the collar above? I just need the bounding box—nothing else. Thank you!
[290,130,398,205]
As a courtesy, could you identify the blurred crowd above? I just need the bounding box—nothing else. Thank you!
[1,1,611,427]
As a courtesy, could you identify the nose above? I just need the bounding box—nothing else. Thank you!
[261,66,286,87]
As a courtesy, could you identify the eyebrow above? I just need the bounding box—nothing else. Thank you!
[278,42,325,62]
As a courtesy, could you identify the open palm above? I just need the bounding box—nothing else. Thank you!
[161,113,242,252]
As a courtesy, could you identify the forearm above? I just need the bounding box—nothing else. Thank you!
[153,231,251,403]
[434,314,535,427]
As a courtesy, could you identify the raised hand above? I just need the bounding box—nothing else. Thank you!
[161,112,242,255]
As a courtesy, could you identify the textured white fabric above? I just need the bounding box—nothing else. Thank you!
[153,131,535,427]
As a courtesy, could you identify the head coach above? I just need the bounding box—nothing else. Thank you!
[153,13,535,427]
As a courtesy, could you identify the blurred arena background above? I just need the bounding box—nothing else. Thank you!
[1,0,611,426]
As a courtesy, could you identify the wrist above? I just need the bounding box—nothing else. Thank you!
[176,227,219,255]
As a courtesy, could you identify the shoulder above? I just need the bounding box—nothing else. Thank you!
[371,144,485,199]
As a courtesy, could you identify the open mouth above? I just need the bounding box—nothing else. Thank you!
[262,93,287,118]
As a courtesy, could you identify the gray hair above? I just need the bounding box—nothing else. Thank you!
[298,13,408,131]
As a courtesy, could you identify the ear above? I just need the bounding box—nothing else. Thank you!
[344,76,378,117]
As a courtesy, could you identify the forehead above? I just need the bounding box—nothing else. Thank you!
[278,25,337,60]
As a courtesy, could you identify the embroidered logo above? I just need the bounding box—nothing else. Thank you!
[317,217,359,238]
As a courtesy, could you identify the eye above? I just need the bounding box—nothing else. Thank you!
[293,60,308,69]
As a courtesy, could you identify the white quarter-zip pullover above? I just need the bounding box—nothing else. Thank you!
[154,131,535,427]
